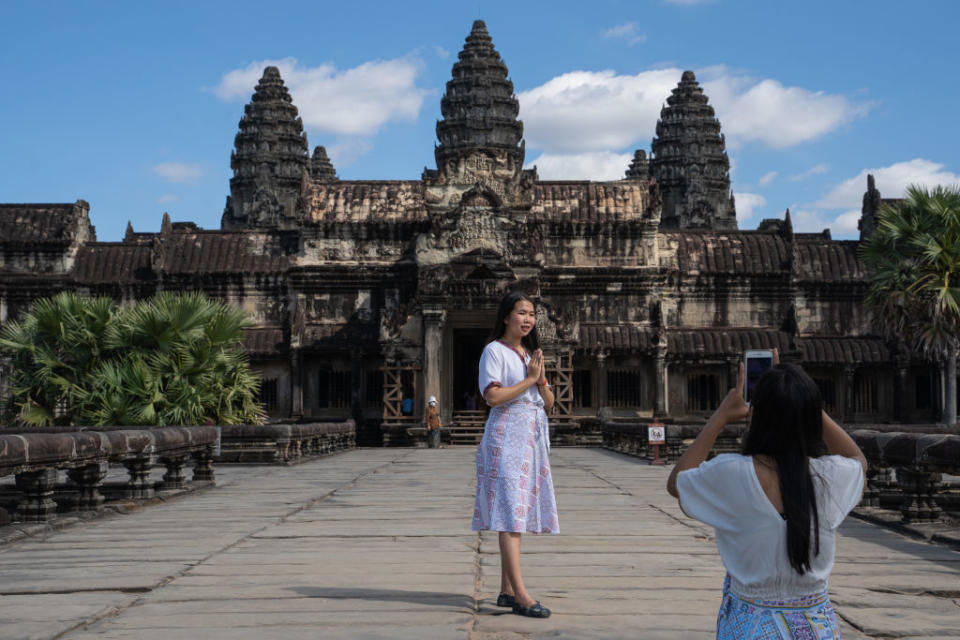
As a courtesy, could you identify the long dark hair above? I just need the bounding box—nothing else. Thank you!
[488,291,540,352]
[741,363,826,575]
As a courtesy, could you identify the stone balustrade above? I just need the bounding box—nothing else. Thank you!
[602,421,748,463]
[216,421,356,464]
[601,420,960,524]
[0,426,218,522]
[850,429,960,523]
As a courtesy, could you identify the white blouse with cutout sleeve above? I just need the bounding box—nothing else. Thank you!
[677,453,864,600]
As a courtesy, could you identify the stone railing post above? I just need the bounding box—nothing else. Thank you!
[192,449,215,483]
[160,455,189,491]
[67,462,109,511]
[897,467,943,523]
[14,468,58,522]
[123,455,155,499]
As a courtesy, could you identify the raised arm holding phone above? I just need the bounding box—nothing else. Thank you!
[666,348,867,639]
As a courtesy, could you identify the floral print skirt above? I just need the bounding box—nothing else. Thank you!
[717,575,842,639]
[471,401,559,534]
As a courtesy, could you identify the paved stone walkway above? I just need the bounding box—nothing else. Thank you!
[0,448,958,639]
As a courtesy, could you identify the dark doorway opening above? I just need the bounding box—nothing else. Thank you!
[453,328,490,410]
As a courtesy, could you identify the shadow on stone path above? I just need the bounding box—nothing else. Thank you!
[0,448,956,639]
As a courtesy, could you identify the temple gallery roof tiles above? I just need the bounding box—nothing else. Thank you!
[74,243,153,283]
[668,329,793,355]
[794,239,866,282]
[0,204,78,245]
[159,232,288,274]
[669,231,790,274]
[305,181,427,223]
[800,337,889,364]
[579,325,654,351]
[242,327,286,356]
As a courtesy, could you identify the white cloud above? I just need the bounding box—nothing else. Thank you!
[604,22,647,46]
[433,46,450,59]
[157,194,179,204]
[518,67,868,154]
[788,163,828,182]
[152,163,203,183]
[734,192,766,223]
[214,56,429,138]
[526,151,633,181]
[758,171,777,187]
[817,158,960,209]
[791,208,861,236]
[326,138,375,168]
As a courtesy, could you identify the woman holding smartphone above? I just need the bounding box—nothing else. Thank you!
[667,350,866,639]
[472,291,559,619]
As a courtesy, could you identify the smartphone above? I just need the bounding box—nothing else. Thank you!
[744,350,774,403]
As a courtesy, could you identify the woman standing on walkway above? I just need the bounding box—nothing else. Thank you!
[472,291,559,619]
[667,352,866,639]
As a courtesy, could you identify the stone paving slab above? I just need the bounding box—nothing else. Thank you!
[0,447,957,639]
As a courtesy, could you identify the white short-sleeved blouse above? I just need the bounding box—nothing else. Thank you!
[478,340,544,406]
[677,453,864,600]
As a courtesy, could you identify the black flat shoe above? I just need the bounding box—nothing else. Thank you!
[512,601,551,618]
[496,593,516,607]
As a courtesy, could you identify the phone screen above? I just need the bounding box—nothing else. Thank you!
[745,354,774,403]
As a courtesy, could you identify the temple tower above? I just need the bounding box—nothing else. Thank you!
[310,145,338,181]
[650,71,736,230]
[434,20,525,183]
[859,174,880,241]
[221,66,309,230]
[625,150,649,179]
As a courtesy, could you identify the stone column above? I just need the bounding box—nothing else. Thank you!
[894,361,909,421]
[123,455,154,499]
[596,351,608,416]
[290,349,303,419]
[422,306,444,421]
[654,348,668,416]
[160,456,188,491]
[843,366,856,423]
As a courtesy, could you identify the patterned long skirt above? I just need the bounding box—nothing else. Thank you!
[471,401,559,534]
[717,575,842,639]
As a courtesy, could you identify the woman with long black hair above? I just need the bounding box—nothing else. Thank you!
[667,353,866,639]
[472,291,558,619]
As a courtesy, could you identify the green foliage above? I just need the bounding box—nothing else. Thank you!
[860,184,960,359]
[0,291,266,427]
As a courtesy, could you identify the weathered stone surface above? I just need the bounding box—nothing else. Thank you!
[0,449,956,639]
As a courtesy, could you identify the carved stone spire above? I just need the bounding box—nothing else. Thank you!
[650,71,736,230]
[221,66,309,230]
[625,150,649,179]
[310,145,338,181]
[434,20,524,179]
[859,174,880,241]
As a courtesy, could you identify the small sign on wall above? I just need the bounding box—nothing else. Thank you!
[647,423,665,445]
[647,422,666,465]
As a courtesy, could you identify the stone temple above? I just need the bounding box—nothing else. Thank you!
[0,21,937,445]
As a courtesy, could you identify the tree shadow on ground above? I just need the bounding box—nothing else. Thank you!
[288,587,473,609]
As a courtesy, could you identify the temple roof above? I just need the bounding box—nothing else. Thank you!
[310,146,338,181]
[159,231,289,274]
[242,327,286,357]
[74,243,153,283]
[578,325,654,351]
[799,337,889,364]
[794,239,866,282]
[667,328,793,356]
[435,20,524,171]
[0,204,81,246]
[669,231,790,274]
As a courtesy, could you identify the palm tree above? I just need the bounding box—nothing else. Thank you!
[0,291,266,427]
[860,184,960,426]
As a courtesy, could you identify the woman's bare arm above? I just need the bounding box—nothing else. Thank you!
[666,362,749,498]
[821,410,868,477]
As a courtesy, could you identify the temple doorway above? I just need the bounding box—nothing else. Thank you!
[452,328,490,410]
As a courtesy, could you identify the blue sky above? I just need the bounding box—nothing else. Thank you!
[2,0,958,241]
